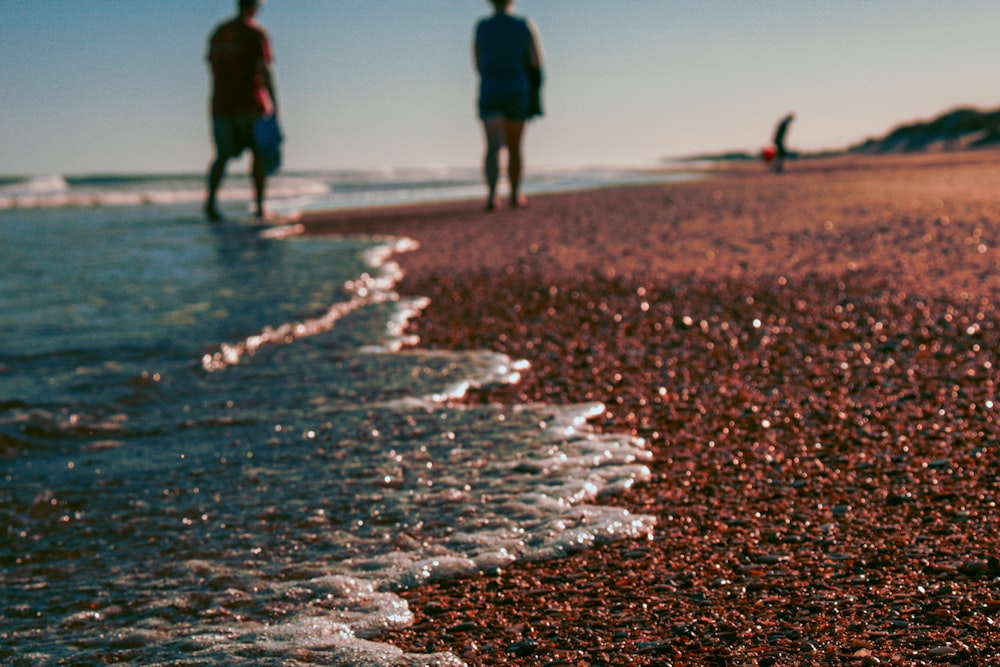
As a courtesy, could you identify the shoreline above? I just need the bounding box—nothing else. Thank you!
[301,151,1000,665]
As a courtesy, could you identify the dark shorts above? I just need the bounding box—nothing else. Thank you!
[212,113,259,159]
[478,89,530,122]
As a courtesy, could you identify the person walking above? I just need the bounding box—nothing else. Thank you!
[204,0,278,222]
[474,0,544,211]
[772,113,794,173]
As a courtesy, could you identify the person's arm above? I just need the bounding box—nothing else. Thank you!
[257,59,277,116]
[526,20,543,117]
[256,31,277,116]
[473,22,482,73]
[526,19,543,70]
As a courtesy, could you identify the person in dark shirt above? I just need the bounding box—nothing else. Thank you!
[204,0,278,222]
[474,0,544,210]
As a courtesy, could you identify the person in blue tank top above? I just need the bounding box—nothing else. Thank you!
[474,0,544,211]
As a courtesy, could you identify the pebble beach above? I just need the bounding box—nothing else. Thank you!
[301,151,1000,666]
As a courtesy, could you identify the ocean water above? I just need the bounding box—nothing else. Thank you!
[0,170,665,665]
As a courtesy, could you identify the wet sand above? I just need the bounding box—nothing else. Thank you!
[302,151,1000,665]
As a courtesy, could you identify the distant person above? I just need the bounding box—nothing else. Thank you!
[772,113,794,173]
[204,0,278,222]
[474,0,544,211]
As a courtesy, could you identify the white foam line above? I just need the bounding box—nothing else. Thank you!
[427,354,531,403]
[201,236,419,371]
[201,293,376,371]
[258,222,305,239]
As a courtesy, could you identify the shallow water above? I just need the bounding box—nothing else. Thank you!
[1,200,654,665]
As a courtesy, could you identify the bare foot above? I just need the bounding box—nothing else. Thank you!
[204,202,224,223]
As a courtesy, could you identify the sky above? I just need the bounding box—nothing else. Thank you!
[3,0,1000,176]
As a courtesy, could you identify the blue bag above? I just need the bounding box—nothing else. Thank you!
[253,115,283,176]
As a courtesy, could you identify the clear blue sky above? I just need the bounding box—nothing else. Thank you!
[3,1,999,176]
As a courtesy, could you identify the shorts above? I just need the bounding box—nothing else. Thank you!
[478,88,530,122]
[212,113,259,159]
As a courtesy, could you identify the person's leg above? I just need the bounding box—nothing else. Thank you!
[250,147,266,219]
[482,116,506,210]
[205,155,227,221]
[206,116,237,221]
[503,119,527,207]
